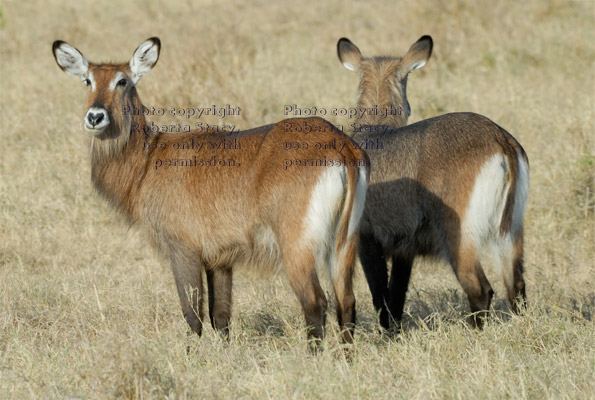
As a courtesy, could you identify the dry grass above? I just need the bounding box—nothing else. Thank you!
[1,0,594,398]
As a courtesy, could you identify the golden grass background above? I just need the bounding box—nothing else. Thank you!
[1,0,594,398]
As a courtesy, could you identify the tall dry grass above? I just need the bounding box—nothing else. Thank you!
[1,0,593,398]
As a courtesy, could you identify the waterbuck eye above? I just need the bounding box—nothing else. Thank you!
[117,78,127,87]
[84,78,91,86]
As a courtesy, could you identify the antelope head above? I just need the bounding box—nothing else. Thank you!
[52,37,161,139]
[337,35,433,127]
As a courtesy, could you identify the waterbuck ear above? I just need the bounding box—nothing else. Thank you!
[130,37,161,84]
[337,38,363,72]
[402,35,433,73]
[52,40,89,79]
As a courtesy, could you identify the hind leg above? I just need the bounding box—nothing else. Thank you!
[387,254,414,331]
[206,267,233,338]
[358,234,390,330]
[452,246,494,328]
[282,245,328,347]
[331,236,358,344]
[169,245,204,336]
[501,235,527,314]
[511,235,527,313]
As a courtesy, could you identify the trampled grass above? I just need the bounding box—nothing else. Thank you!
[1,0,594,398]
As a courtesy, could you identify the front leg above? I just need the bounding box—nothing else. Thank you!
[206,267,233,338]
[387,254,414,331]
[358,234,390,330]
[170,245,204,336]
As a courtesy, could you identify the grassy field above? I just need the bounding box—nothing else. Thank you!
[1,0,594,398]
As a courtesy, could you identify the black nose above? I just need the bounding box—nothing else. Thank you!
[87,112,104,127]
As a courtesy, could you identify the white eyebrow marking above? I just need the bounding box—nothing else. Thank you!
[86,71,96,91]
[109,72,125,90]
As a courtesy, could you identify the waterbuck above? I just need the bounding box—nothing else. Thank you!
[337,36,528,329]
[52,37,369,346]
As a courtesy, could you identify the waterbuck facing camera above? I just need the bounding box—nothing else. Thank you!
[53,37,369,348]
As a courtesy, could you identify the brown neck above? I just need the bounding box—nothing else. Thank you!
[355,84,408,128]
[89,89,148,222]
[355,62,409,128]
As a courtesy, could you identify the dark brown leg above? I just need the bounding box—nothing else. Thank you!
[169,245,204,336]
[387,254,414,331]
[358,234,390,330]
[206,267,233,338]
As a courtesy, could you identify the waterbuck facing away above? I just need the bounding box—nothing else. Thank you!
[52,37,369,346]
[337,36,529,329]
